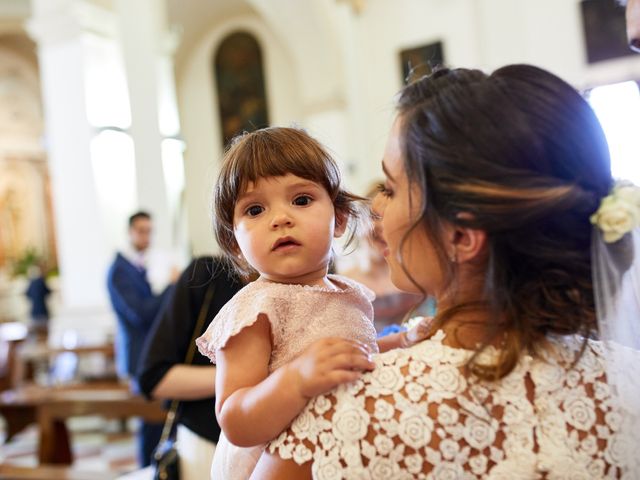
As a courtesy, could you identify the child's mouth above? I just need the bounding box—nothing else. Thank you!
[272,237,301,251]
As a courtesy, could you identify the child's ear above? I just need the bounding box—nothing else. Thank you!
[334,211,348,238]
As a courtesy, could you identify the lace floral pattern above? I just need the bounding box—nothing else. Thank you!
[269,331,639,479]
[196,274,379,371]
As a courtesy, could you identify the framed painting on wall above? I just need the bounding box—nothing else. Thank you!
[399,41,445,84]
[581,0,633,63]
[214,31,270,147]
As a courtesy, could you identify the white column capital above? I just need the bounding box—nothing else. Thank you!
[160,25,182,57]
[27,0,116,46]
[114,0,177,53]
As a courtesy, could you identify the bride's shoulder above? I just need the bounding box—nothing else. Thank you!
[372,330,475,370]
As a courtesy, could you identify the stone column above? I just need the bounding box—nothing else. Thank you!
[114,0,182,254]
[26,0,116,342]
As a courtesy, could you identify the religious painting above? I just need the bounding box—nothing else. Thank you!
[0,41,57,276]
[0,160,57,274]
[399,41,445,84]
[581,0,633,63]
[214,31,269,147]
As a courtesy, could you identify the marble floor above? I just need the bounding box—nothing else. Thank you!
[0,416,141,477]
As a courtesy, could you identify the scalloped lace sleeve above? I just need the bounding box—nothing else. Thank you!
[195,281,289,364]
[196,276,378,371]
[268,331,638,479]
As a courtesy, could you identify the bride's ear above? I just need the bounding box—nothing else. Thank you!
[446,213,487,264]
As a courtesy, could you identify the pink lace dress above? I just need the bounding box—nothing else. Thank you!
[196,275,378,480]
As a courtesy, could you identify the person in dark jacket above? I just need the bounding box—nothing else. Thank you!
[25,265,51,326]
[137,256,243,480]
[107,211,174,467]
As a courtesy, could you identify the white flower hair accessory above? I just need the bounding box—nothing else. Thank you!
[589,180,640,243]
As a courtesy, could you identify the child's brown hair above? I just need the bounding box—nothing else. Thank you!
[213,127,365,275]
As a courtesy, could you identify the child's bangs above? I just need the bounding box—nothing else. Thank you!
[233,136,337,197]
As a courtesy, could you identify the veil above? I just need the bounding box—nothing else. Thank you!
[591,227,640,478]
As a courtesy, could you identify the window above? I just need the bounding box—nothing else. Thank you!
[588,81,640,184]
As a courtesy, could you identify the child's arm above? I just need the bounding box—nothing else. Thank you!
[377,316,434,352]
[215,314,374,447]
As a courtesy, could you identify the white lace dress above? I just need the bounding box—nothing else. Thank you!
[268,330,640,479]
[196,275,379,480]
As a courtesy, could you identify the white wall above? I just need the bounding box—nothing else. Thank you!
[350,0,640,191]
[176,0,640,253]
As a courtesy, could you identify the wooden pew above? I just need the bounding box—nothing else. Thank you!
[18,341,117,385]
[0,382,166,465]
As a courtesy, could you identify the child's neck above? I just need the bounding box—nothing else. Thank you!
[259,270,336,289]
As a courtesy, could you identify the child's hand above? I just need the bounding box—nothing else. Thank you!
[401,316,435,347]
[287,338,375,399]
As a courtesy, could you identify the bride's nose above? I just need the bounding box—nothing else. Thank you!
[371,192,386,220]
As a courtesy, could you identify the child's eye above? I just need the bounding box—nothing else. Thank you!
[245,205,264,217]
[293,195,312,206]
[376,183,393,197]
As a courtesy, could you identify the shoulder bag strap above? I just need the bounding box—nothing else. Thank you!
[158,281,217,444]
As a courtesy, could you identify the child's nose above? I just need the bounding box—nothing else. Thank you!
[270,211,293,229]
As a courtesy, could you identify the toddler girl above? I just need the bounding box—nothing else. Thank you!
[196,127,429,479]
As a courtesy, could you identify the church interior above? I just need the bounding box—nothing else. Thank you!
[0,0,639,478]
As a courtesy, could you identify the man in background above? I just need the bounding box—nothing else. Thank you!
[107,210,174,467]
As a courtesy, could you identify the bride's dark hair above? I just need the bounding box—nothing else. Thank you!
[396,65,615,379]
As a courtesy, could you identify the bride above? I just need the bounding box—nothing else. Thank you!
[251,64,640,479]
